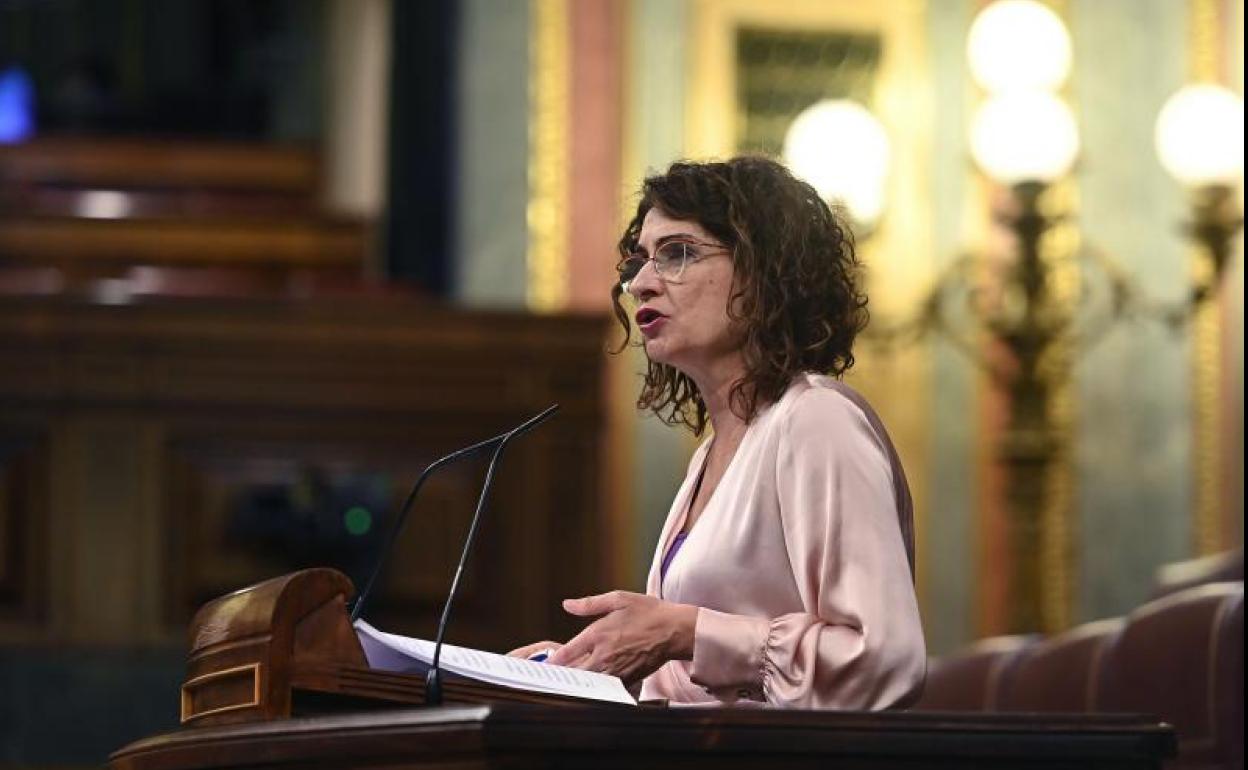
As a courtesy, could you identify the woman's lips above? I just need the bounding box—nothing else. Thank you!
[635,308,667,337]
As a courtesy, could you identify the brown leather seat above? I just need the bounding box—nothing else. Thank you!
[1153,549,1244,599]
[997,618,1122,713]
[1096,582,1243,770]
[913,634,1036,711]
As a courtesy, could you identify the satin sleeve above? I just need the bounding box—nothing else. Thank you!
[686,388,926,709]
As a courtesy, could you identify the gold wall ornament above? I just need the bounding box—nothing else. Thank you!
[951,0,1080,634]
[733,28,881,156]
[527,0,571,312]
[953,179,1080,634]
[1036,179,1079,633]
[1193,297,1223,554]
[1188,0,1227,555]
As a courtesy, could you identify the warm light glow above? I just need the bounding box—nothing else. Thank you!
[970,92,1079,184]
[76,190,134,220]
[1155,84,1245,186]
[783,99,891,227]
[967,0,1072,93]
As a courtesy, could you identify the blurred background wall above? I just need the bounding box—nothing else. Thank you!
[0,0,1242,766]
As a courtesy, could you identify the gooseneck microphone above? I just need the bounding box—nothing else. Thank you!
[349,405,560,625]
[425,404,559,705]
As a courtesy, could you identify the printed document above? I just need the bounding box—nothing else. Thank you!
[354,620,636,705]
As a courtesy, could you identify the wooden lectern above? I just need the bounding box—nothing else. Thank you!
[112,569,1177,769]
[178,568,597,726]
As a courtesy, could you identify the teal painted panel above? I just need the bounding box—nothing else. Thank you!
[632,0,689,175]
[627,0,693,588]
[924,0,977,655]
[454,0,531,307]
[1072,0,1193,623]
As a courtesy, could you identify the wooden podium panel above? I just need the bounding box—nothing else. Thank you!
[111,704,1175,770]
[179,568,622,725]
[109,559,1175,769]
[110,567,1172,769]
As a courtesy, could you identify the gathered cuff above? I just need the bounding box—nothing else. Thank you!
[688,608,771,701]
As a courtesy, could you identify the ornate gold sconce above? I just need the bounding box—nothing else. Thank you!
[953,3,1241,632]
[1154,84,1246,319]
[789,1,1243,633]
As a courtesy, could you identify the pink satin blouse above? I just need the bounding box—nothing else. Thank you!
[639,374,925,709]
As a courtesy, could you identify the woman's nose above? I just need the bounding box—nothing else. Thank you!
[627,259,662,300]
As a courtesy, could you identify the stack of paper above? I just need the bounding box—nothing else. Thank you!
[354,620,636,706]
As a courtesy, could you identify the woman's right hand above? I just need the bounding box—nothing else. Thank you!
[507,640,563,660]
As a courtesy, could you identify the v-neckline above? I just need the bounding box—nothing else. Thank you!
[681,445,714,534]
[658,424,749,595]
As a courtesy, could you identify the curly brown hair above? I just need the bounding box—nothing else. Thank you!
[611,156,869,436]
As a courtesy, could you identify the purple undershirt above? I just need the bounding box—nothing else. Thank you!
[660,531,689,580]
[662,449,708,582]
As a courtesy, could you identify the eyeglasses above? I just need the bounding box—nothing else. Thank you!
[617,238,731,293]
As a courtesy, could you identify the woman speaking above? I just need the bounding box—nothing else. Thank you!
[514,157,925,710]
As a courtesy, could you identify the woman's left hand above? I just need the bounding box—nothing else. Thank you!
[547,590,698,685]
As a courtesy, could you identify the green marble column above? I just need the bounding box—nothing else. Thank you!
[1071,0,1193,622]
[923,0,978,655]
[454,0,532,307]
[624,0,696,587]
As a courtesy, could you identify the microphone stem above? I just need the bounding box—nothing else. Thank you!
[430,438,507,679]
[426,405,557,704]
[350,434,504,623]
[339,403,558,706]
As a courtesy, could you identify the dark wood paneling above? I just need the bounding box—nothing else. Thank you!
[0,297,609,650]
[161,430,527,644]
[0,216,367,270]
[0,139,319,194]
[0,429,47,627]
[109,705,1177,770]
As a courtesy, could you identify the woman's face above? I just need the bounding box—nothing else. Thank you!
[625,208,740,378]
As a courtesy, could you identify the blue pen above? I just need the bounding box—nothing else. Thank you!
[527,648,555,663]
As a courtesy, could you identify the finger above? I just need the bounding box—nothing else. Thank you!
[548,627,595,666]
[557,650,594,671]
[562,590,628,617]
[506,640,561,659]
[582,649,630,680]
[506,641,543,658]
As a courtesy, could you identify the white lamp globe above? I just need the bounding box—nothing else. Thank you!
[970,91,1079,184]
[967,0,1072,93]
[1154,84,1245,187]
[783,99,891,227]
